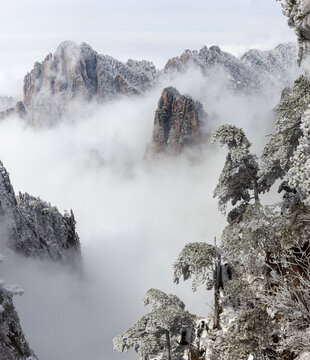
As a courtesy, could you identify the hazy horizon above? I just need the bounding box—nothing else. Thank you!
[0,0,295,97]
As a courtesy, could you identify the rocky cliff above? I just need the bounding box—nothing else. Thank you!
[0,160,81,262]
[22,41,158,125]
[0,159,82,359]
[0,278,37,360]
[151,87,207,155]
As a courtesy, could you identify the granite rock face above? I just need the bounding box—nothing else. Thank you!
[0,284,37,360]
[0,160,81,262]
[165,43,299,92]
[151,87,207,155]
[22,41,158,125]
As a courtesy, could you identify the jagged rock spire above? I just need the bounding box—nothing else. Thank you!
[151,87,207,155]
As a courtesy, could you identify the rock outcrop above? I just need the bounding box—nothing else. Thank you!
[165,43,299,92]
[0,101,26,121]
[0,159,81,360]
[151,87,207,155]
[0,281,37,360]
[0,160,81,262]
[22,41,158,125]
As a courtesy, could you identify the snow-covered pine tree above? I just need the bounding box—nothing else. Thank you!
[259,75,310,191]
[211,125,261,213]
[173,242,217,292]
[287,105,310,204]
[113,289,195,360]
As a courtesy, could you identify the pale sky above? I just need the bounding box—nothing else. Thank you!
[0,0,296,96]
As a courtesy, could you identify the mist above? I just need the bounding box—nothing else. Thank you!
[0,66,292,359]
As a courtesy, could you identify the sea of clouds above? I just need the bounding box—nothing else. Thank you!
[0,64,293,359]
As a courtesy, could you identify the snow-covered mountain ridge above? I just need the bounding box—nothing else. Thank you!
[0,41,301,126]
[165,43,299,92]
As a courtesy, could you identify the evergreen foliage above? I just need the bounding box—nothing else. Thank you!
[259,75,310,190]
[173,242,217,291]
[113,289,195,360]
[211,125,260,212]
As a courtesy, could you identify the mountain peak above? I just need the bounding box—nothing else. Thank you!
[150,87,207,155]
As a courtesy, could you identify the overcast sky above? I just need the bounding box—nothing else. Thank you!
[0,0,296,96]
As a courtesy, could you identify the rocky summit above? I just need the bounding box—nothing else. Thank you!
[22,41,158,125]
[165,43,299,92]
[151,87,207,155]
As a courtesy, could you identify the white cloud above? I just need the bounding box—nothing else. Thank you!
[0,65,288,359]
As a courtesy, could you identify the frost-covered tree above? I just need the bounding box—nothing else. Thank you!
[221,203,275,277]
[259,76,310,191]
[287,105,310,204]
[279,0,310,65]
[223,279,255,311]
[214,306,273,360]
[211,125,260,212]
[173,242,217,291]
[173,242,224,330]
[263,242,310,357]
[113,289,195,360]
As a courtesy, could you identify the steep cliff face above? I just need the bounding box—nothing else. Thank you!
[0,159,82,359]
[165,43,299,92]
[151,87,207,155]
[0,160,81,262]
[0,282,37,360]
[22,41,158,125]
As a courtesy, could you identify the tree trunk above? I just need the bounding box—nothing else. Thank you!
[253,180,259,204]
[244,159,259,204]
[214,237,222,330]
[165,330,172,360]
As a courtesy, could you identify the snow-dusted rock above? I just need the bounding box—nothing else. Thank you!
[22,41,158,125]
[0,160,81,262]
[0,284,38,360]
[1,42,301,126]
[150,87,207,155]
[296,352,310,360]
[165,43,299,93]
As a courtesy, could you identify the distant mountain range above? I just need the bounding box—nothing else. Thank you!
[0,41,300,126]
[165,43,299,91]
